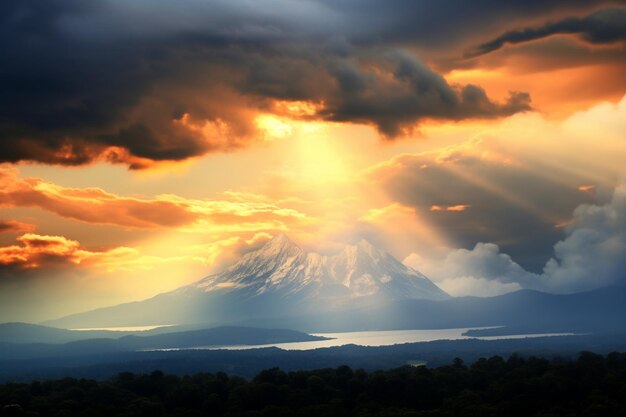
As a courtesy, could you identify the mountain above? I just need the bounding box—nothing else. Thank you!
[0,322,131,344]
[0,322,89,344]
[45,235,448,329]
[182,234,448,304]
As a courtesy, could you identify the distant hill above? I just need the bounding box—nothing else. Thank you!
[0,326,328,360]
[0,322,151,344]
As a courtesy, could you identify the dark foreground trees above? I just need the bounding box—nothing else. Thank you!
[1,352,626,417]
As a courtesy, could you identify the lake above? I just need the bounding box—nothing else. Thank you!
[72,325,175,331]
[153,327,574,351]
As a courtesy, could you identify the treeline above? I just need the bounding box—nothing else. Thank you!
[1,352,626,416]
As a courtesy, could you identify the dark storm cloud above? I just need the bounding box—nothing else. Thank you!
[0,0,618,167]
[0,0,278,167]
[467,8,626,58]
[239,48,531,136]
[318,51,531,137]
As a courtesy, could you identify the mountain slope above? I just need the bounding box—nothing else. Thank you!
[183,234,447,302]
[45,235,448,328]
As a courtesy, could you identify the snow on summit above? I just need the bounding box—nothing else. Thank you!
[190,234,449,301]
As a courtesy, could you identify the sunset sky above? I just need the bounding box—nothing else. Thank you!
[1,0,626,322]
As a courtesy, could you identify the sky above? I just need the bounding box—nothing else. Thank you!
[1,0,626,322]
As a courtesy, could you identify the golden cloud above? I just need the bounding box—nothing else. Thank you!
[577,185,595,192]
[430,205,471,212]
[0,233,207,273]
[0,233,86,268]
[0,168,310,233]
[0,220,34,235]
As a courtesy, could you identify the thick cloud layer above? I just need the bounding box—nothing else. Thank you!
[4,0,617,167]
[318,52,531,137]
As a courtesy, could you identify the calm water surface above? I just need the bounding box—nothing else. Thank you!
[159,328,574,351]
[72,324,175,331]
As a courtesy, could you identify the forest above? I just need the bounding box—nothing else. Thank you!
[1,352,625,417]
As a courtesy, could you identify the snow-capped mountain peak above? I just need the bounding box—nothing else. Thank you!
[246,233,302,260]
[188,235,448,302]
[341,239,384,262]
[264,233,300,252]
[356,238,377,252]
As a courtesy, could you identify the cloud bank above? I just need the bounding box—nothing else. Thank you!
[12,1,619,167]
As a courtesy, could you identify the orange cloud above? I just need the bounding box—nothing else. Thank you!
[271,100,324,118]
[0,220,34,235]
[430,205,471,212]
[0,233,205,273]
[447,56,626,118]
[0,168,309,233]
[578,185,595,192]
[0,234,86,269]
